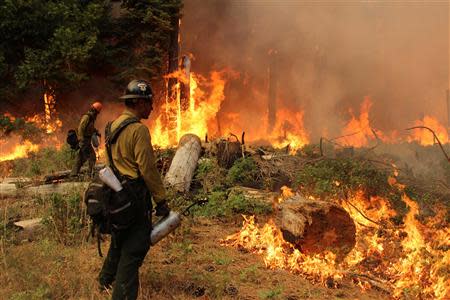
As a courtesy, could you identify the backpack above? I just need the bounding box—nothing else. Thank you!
[84,117,140,256]
[66,129,79,150]
[67,112,95,150]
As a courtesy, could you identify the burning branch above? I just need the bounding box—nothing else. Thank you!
[405,126,450,162]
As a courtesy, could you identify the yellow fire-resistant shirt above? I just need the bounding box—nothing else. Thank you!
[77,110,97,140]
[108,109,166,203]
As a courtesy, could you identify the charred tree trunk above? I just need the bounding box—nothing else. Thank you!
[166,13,180,143]
[180,55,191,111]
[167,14,180,96]
[276,195,356,261]
[164,134,202,193]
[267,50,278,133]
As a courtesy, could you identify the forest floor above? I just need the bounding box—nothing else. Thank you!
[0,196,388,300]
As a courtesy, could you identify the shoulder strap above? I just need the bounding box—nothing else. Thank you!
[104,117,140,179]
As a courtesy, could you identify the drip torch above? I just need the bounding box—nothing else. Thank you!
[150,198,208,245]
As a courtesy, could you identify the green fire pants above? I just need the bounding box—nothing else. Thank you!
[98,222,151,300]
[71,140,96,176]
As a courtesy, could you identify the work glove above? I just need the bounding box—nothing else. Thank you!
[155,201,170,217]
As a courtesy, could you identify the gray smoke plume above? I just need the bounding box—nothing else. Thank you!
[181,0,448,142]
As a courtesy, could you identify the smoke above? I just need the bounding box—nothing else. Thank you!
[181,0,449,141]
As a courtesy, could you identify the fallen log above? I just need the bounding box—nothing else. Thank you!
[164,134,202,193]
[0,182,88,198]
[14,218,43,231]
[44,164,105,183]
[276,195,356,261]
[0,182,19,197]
[229,186,277,204]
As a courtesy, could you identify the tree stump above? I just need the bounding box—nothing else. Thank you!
[164,134,202,193]
[217,139,242,168]
[277,195,356,261]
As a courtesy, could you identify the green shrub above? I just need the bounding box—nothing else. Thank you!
[294,158,407,216]
[295,158,395,199]
[192,190,272,218]
[0,115,45,143]
[227,157,261,188]
[194,158,227,192]
[258,286,283,299]
[11,145,76,177]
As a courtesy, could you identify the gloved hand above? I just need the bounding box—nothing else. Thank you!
[155,201,170,217]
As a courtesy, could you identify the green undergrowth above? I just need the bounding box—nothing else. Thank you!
[8,145,76,178]
[0,115,46,143]
[293,156,449,221]
[226,157,262,188]
[40,192,89,246]
[186,190,272,218]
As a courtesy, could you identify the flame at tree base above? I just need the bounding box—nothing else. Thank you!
[221,216,343,285]
[222,188,449,299]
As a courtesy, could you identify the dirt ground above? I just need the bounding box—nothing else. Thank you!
[0,196,389,299]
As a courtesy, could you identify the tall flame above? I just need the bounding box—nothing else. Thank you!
[150,71,226,147]
[341,97,375,147]
[43,91,62,134]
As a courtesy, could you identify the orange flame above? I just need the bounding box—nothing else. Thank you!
[221,215,343,285]
[0,137,40,162]
[43,91,62,134]
[150,71,226,147]
[408,115,449,145]
[340,97,377,147]
[223,182,449,298]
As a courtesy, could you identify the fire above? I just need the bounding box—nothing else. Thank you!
[340,97,377,147]
[221,215,343,284]
[269,109,309,153]
[0,137,39,162]
[277,186,294,203]
[43,91,62,134]
[148,71,449,151]
[223,184,449,298]
[0,90,63,162]
[387,194,450,299]
[150,71,227,147]
[408,115,449,145]
[151,67,310,152]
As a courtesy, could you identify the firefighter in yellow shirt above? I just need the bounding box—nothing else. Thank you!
[98,79,169,300]
[71,102,102,177]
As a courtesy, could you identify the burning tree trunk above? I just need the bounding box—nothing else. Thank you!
[167,14,180,98]
[277,195,356,261]
[179,55,191,111]
[267,50,278,133]
[165,12,181,143]
[164,134,202,193]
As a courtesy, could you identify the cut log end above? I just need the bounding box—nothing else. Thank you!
[278,195,356,261]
